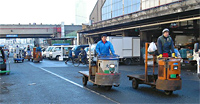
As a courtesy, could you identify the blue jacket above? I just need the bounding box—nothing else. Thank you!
[157,35,175,56]
[36,47,42,52]
[96,40,115,56]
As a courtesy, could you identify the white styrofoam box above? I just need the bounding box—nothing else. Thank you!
[143,54,154,59]
[144,59,154,66]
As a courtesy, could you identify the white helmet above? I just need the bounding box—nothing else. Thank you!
[162,28,169,33]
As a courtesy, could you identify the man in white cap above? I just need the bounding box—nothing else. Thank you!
[157,28,175,58]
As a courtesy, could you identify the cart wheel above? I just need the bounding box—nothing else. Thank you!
[104,86,112,91]
[132,78,139,89]
[164,90,173,96]
[28,59,30,61]
[82,76,88,86]
[17,61,18,63]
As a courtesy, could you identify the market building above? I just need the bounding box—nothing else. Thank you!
[78,0,200,64]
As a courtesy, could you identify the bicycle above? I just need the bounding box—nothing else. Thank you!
[73,55,89,67]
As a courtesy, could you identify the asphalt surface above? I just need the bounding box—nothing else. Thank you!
[0,57,199,104]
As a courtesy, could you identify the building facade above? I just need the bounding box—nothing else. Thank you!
[79,0,200,64]
[90,0,184,23]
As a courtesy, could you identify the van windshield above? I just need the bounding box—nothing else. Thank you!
[48,47,53,52]
[45,47,50,51]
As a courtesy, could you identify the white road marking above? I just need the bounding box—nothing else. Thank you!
[39,67,120,104]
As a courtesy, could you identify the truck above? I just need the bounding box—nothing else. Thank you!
[49,45,74,61]
[43,46,54,59]
[107,36,140,65]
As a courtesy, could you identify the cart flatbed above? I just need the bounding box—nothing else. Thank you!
[79,71,89,77]
[127,74,158,86]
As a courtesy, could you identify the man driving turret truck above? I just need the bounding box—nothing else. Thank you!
[157,28,176,58]
[96,34,116,56]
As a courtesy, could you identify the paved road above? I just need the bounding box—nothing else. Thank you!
[0,58,199,104]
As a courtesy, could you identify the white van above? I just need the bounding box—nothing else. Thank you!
[43,46,54,59]
[49,45,73,60]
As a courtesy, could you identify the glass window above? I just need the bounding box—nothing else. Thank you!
[132,0,140,13]
[124,7,128,14]
[102,0,140,20]
[124,0,129,7]
[49,47,53,52]
[128,6,132,14]
[55,47,61,51]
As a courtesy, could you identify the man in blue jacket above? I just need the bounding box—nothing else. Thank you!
[157,28,175,58]
[36,44,42,52]
[96,34,115,56]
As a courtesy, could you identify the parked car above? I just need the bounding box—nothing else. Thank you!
[49,45,73,60]
[44,46,54,59]
[0,47,7,74]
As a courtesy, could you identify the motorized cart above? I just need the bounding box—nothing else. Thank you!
[24,50,32,61]
[79,54,120,90]
[31,47,42,62]
[13,48,24,63]
[127,43,182,95]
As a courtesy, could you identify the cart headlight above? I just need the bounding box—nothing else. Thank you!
[109,64,115,73]
[109,64,115,68]
[174,66,178,70]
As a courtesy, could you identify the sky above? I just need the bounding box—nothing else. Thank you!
[0,0,97,25]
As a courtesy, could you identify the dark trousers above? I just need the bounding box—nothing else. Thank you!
[81,56,86,64]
